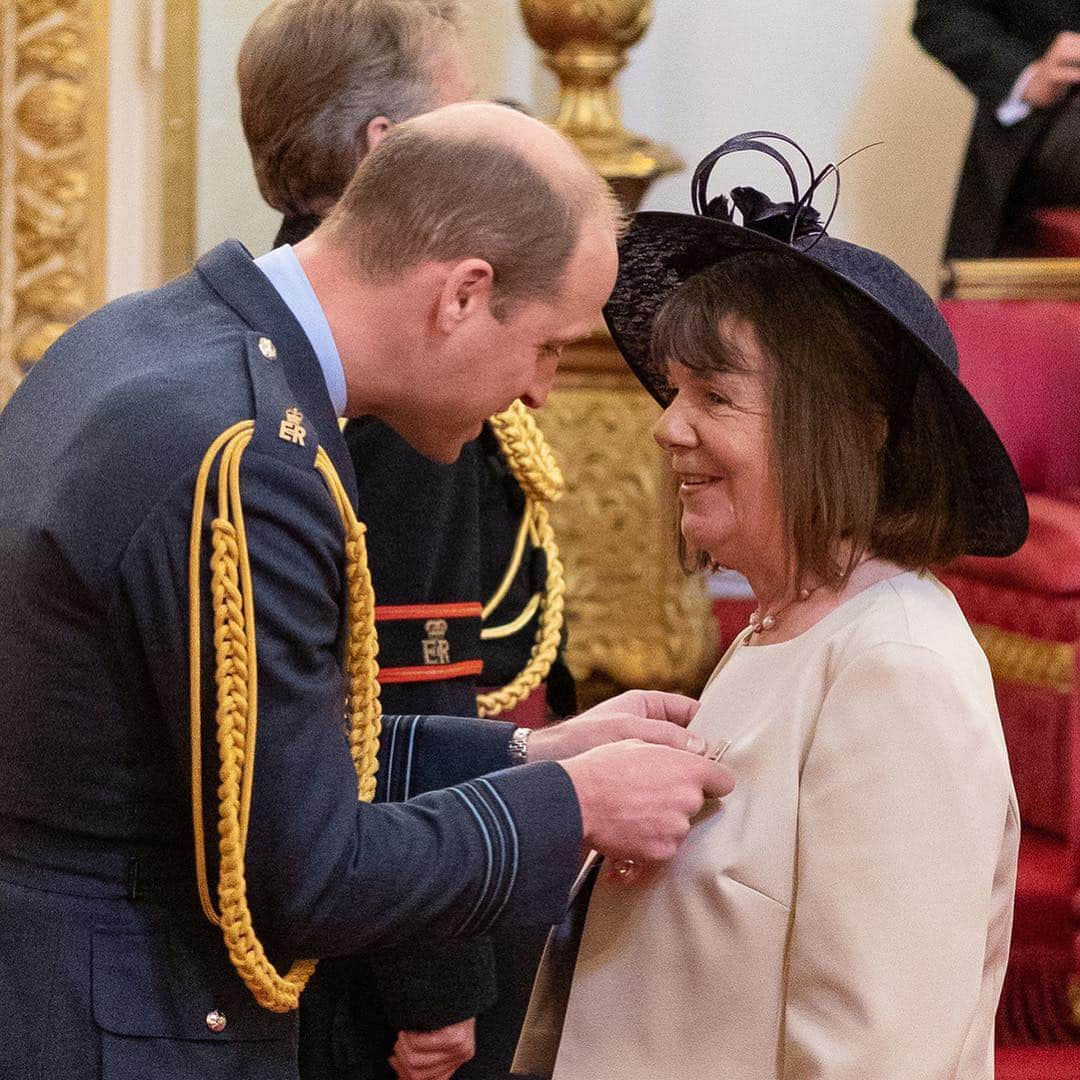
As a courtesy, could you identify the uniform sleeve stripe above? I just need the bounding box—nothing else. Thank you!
[454,785,502,935]
[382,716,401,802]
[474,778,520,925]
[379,715,421,803]
[449,786,494,935]
[456,780,519,935]
[402,716,419,800]
[461,783,508,933]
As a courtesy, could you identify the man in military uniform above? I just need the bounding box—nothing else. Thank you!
[0,102,732,1080]
[237,4,578,1076]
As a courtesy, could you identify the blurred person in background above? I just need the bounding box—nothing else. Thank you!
[913,0,1080,256]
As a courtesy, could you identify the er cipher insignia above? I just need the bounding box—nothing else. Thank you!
[278,407,307,447]
[422,619,451,665]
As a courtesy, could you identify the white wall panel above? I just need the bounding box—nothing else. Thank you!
[195,1,279,256]
[105,0,164,298]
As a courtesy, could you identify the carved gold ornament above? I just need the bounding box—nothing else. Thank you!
[943,257,1080,301]
[1,0,108,408]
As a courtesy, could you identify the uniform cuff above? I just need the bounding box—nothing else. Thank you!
[450,761,582,937]
[379,714,515,802]
[997,63,1036,126]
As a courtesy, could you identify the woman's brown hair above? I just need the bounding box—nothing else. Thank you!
[651,251,968,588]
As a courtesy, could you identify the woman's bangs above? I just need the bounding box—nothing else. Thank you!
[649,276,749,381]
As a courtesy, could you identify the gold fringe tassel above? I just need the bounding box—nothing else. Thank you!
[971,623,1075,696]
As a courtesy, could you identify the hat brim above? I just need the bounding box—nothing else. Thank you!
[602,211,1028,558]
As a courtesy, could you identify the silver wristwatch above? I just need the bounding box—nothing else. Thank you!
[508,726,530,765]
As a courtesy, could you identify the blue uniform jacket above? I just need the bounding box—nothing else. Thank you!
[0,241,582,1080]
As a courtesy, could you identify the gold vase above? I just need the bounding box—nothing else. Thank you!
[518,0,681,211]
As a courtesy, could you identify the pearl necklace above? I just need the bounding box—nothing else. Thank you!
[747,583,823,636]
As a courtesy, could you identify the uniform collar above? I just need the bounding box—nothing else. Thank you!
[194,240,357,508]
[254,244,347,418]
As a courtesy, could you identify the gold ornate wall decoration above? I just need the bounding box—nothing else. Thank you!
[1,0,109,408]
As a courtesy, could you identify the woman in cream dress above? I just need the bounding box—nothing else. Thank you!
[538,135,1025,1079]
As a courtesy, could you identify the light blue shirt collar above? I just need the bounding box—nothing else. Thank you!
[254,244,347,417]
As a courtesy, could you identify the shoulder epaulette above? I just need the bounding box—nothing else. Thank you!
[242,331,319,468]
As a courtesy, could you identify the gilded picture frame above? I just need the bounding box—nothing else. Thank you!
[1,0,110,408]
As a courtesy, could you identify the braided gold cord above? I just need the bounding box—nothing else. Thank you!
[971,623,1075,695]
[189,423,381,1012]
[487,401,564,503]
[479,403,566,717]
[318,447,382,803]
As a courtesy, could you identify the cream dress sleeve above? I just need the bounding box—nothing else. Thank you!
[781,640,1019,1078]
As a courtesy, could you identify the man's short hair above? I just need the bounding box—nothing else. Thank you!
[323,120,621,317]
[237,0,460,215]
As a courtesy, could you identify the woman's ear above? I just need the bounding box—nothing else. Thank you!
[434,259,496,334]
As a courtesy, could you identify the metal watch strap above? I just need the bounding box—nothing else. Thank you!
[508,726,530,765]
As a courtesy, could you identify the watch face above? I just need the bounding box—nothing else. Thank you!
[509,727,530,764]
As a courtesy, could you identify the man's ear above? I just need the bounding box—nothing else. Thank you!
[359,116,393,160]
[434,259,495,334]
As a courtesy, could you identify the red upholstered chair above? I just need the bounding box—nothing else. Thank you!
[937,260,1080,1056]
[1017,208,1080,259]
[997,1045,1080,1079]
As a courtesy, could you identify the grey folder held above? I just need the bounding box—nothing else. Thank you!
[511,852,601,1077]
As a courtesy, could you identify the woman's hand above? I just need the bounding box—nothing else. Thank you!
[390,1017,476,1080]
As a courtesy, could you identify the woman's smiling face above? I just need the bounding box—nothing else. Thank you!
[652,319,785,582]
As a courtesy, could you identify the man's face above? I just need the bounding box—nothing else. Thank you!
[427,36,474,110]
[361,38,473,158]
[399,220,619,463]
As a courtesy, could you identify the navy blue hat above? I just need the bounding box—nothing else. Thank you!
[603,131,1028,558]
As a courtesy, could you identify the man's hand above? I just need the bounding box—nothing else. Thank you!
[527,689,707,761]
[560,740,735,864]
[1023,32,1080,110]
[389,1018,475,1080]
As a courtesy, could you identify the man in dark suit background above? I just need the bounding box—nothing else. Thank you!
[0,102,734,1080]
[912,1,1080,257]
[236,3,577,1077]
